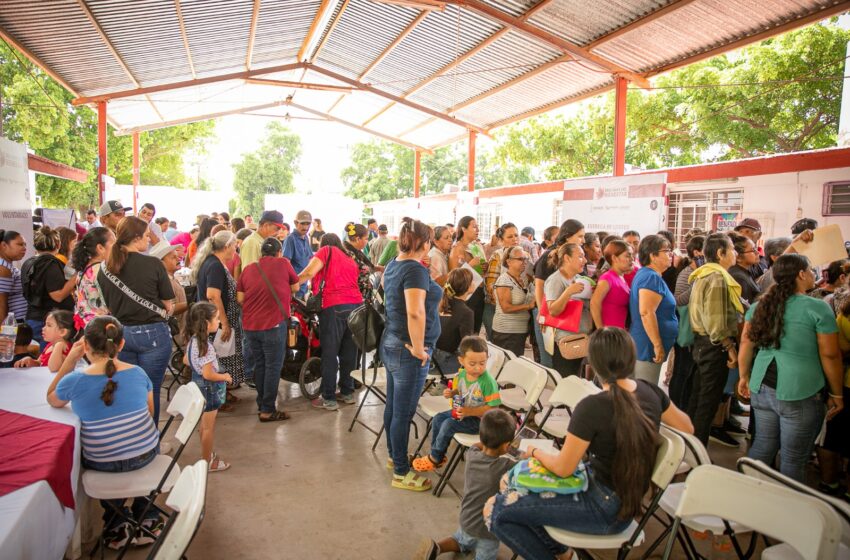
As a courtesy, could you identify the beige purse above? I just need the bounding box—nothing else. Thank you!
[557,333,589,360]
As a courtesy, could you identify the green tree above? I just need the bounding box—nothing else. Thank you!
[1,41,216,209]
[232,121,302,216]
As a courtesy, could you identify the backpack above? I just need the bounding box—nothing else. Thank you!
[20,254,58,309]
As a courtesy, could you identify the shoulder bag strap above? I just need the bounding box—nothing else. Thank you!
[319,246,332,291]
[99,262,168,319]
[256,261,286,316]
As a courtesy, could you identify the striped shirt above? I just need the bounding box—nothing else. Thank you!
[56,366,159,463]
[0,258,28,319]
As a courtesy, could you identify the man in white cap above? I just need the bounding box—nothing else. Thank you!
[99,200,132,233]
[149,241,188,343]
[283,209,314,298]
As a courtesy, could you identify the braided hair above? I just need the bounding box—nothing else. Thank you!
[84,316,124,405]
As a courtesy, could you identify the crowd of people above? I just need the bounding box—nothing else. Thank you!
[1,198,848,558]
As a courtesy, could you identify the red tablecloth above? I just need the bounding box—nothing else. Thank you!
[0,409,76,509]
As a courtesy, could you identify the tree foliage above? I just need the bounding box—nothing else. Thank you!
[231,121,302,216]
[1,41,216,209]
[493,21,849,180]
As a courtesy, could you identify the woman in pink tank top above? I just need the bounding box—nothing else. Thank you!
[590,240,635,329]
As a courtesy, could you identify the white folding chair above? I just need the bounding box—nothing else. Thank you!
[545,429,686,560]
[432,358,548,498]
[662,465,843,560]
[535,375,601,439]
[496,357,552,421]
[641,426,757,559]
[737,457,850,559]
[147,459,208,560]
[83,382,205,559]
[486,342,514,380]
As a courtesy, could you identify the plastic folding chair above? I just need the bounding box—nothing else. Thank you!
[544,429,686,560]
[83,382,205,559]
[432,358,548,498]
[535,375,600,439]
[486,342,514,380]
[496,356,553,423]
[662,465,843,560]
[737,457,850,559]
[147,459,208,560]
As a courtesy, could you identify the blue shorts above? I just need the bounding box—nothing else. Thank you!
[453,527,500,560]
[197,379,226,412]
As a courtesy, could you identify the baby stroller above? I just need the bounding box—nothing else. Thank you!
[281,296,323,399]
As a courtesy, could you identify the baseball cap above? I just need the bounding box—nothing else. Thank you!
[259,210,284,228]
[99,200,132,217]
[378,224,388,233]
[521,226,535,238]
[295,210,312,224]
[734,218,761,232]
[149,240,177,260]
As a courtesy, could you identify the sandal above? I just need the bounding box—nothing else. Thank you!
[219,402,235,413]
[392,471,432,492]
[208,457,230,473]
[258,410,291,422]
[412,455,446,472]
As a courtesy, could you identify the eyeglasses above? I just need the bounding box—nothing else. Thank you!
[509,257,529,262]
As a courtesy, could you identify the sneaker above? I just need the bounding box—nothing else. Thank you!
[246,379,256,389]
[337,392,356,405]
[134,516,164,546]
[726,415,743,430]
[311,397,339,411]
[104,522,133,551]
[722,420,746,435]
[414,539,440,560]
[730,399,750,416]
[709,427,739,448]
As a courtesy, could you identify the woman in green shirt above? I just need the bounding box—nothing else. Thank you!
[738,254,845,482]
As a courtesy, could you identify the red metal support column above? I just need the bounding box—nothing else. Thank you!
[467,130,477,191]
[413,150,421,198]
[97,101,108,204]
[132,132,140,213]
[613,76,627,177]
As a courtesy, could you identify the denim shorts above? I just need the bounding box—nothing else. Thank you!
[195,378,226,412]
[453,527,500,560]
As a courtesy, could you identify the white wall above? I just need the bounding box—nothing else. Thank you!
[0,138,35,260]
[110,184,232,230]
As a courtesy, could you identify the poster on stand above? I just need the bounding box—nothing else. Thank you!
[0,138,34,260]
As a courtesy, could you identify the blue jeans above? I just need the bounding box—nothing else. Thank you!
[489,474,630,560]
[748,385,825,482]
[319,304,358,402]
[531,308,553,368]
[26,319,46,351]
[119,322,172,424]
[381,331,432,476]
[244,322,287,413]
[430,410,480,462]
[453,527,500,560]
[83,448,159,529]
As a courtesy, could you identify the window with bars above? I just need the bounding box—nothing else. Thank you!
[823,182,850,216]
[476,203,501,240]
[667,189,743,250]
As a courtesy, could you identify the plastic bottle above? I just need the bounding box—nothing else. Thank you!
[0,313,17,363]
[450,380,463,419]
[711,534,733,559]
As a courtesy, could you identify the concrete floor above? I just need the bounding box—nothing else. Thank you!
[92,369,752,560]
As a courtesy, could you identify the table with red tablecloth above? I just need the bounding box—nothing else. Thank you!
[0,367,82,559]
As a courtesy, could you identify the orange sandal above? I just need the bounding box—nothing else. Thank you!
[412,455,446,472]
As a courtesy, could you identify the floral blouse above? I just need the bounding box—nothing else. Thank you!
[76,263,108,324]
[345,242,375,304]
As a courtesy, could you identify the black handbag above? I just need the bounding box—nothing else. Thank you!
[347,301,385,353]
[305,247,332,315]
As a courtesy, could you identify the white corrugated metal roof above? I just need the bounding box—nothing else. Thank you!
[0,0,846,150]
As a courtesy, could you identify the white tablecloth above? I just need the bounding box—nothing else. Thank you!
[0,367,82,559]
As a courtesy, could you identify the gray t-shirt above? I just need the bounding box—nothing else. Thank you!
[428,247,448,281]
[493,272,534,334]
[460,446,516,539]
[543,271,593,336]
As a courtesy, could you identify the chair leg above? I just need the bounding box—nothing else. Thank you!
[434,444,465,498]
[412,419,433,458]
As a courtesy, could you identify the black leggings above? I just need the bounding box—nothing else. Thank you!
[466,285,485,334]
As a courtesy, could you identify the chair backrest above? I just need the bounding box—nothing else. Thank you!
[675,465,842,559]
[547,375,601,409]
[662,424,711,470]
[652,429,686,489]
[166,382,206,444]
[737,457,850,546]
[149,460,208,560]
[486,342,511,378]
[497,359,548,410]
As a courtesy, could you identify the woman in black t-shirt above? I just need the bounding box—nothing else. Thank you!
[22,226,76,349]
[98,217,174,422]
[487,328,693,559]
[434,268,474,374]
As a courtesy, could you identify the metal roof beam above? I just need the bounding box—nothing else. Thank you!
[174,0,196,79]
[586,0,698,50]
[71,62,307,105]
[443,0,650,88]
[298,0,337,62]
[115,100,290,135]
[0,28,79,97]
[311,0,350,62]
[246,78,353,93]
[360,11,429,80]
[245,0,262,70]
[309,64,487,134]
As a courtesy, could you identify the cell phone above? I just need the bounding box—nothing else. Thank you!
[507,426,539,457]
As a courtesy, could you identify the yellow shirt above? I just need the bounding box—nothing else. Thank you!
[837,313,850,387]
[240,231,264,269]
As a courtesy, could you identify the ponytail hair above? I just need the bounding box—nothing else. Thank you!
[495,222,517,240]
[47,309,80,344]
[345,222,368,242]
[83,316,124,406]
[588,327,660,519]
[72,227,111,271]
[398,217,430,254]
[33,226,60,252]
[187,302,217,358]
[107,216,148,275]
[548,242,580,270]
[319,233,350,256]
[192,230,236,282]
[748,253,810,349]
[440,268,472,314]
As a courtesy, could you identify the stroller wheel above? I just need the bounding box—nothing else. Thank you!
[299,357,322,400]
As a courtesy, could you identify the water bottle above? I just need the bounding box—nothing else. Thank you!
[0,313,18,363]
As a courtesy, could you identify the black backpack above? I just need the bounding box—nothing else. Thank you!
[20,254,58,309]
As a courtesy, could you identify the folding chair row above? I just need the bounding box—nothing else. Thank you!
[148,459,208,560]
[534,375,601,440]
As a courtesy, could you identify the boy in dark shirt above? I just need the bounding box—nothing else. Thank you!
[415,409,517,560]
